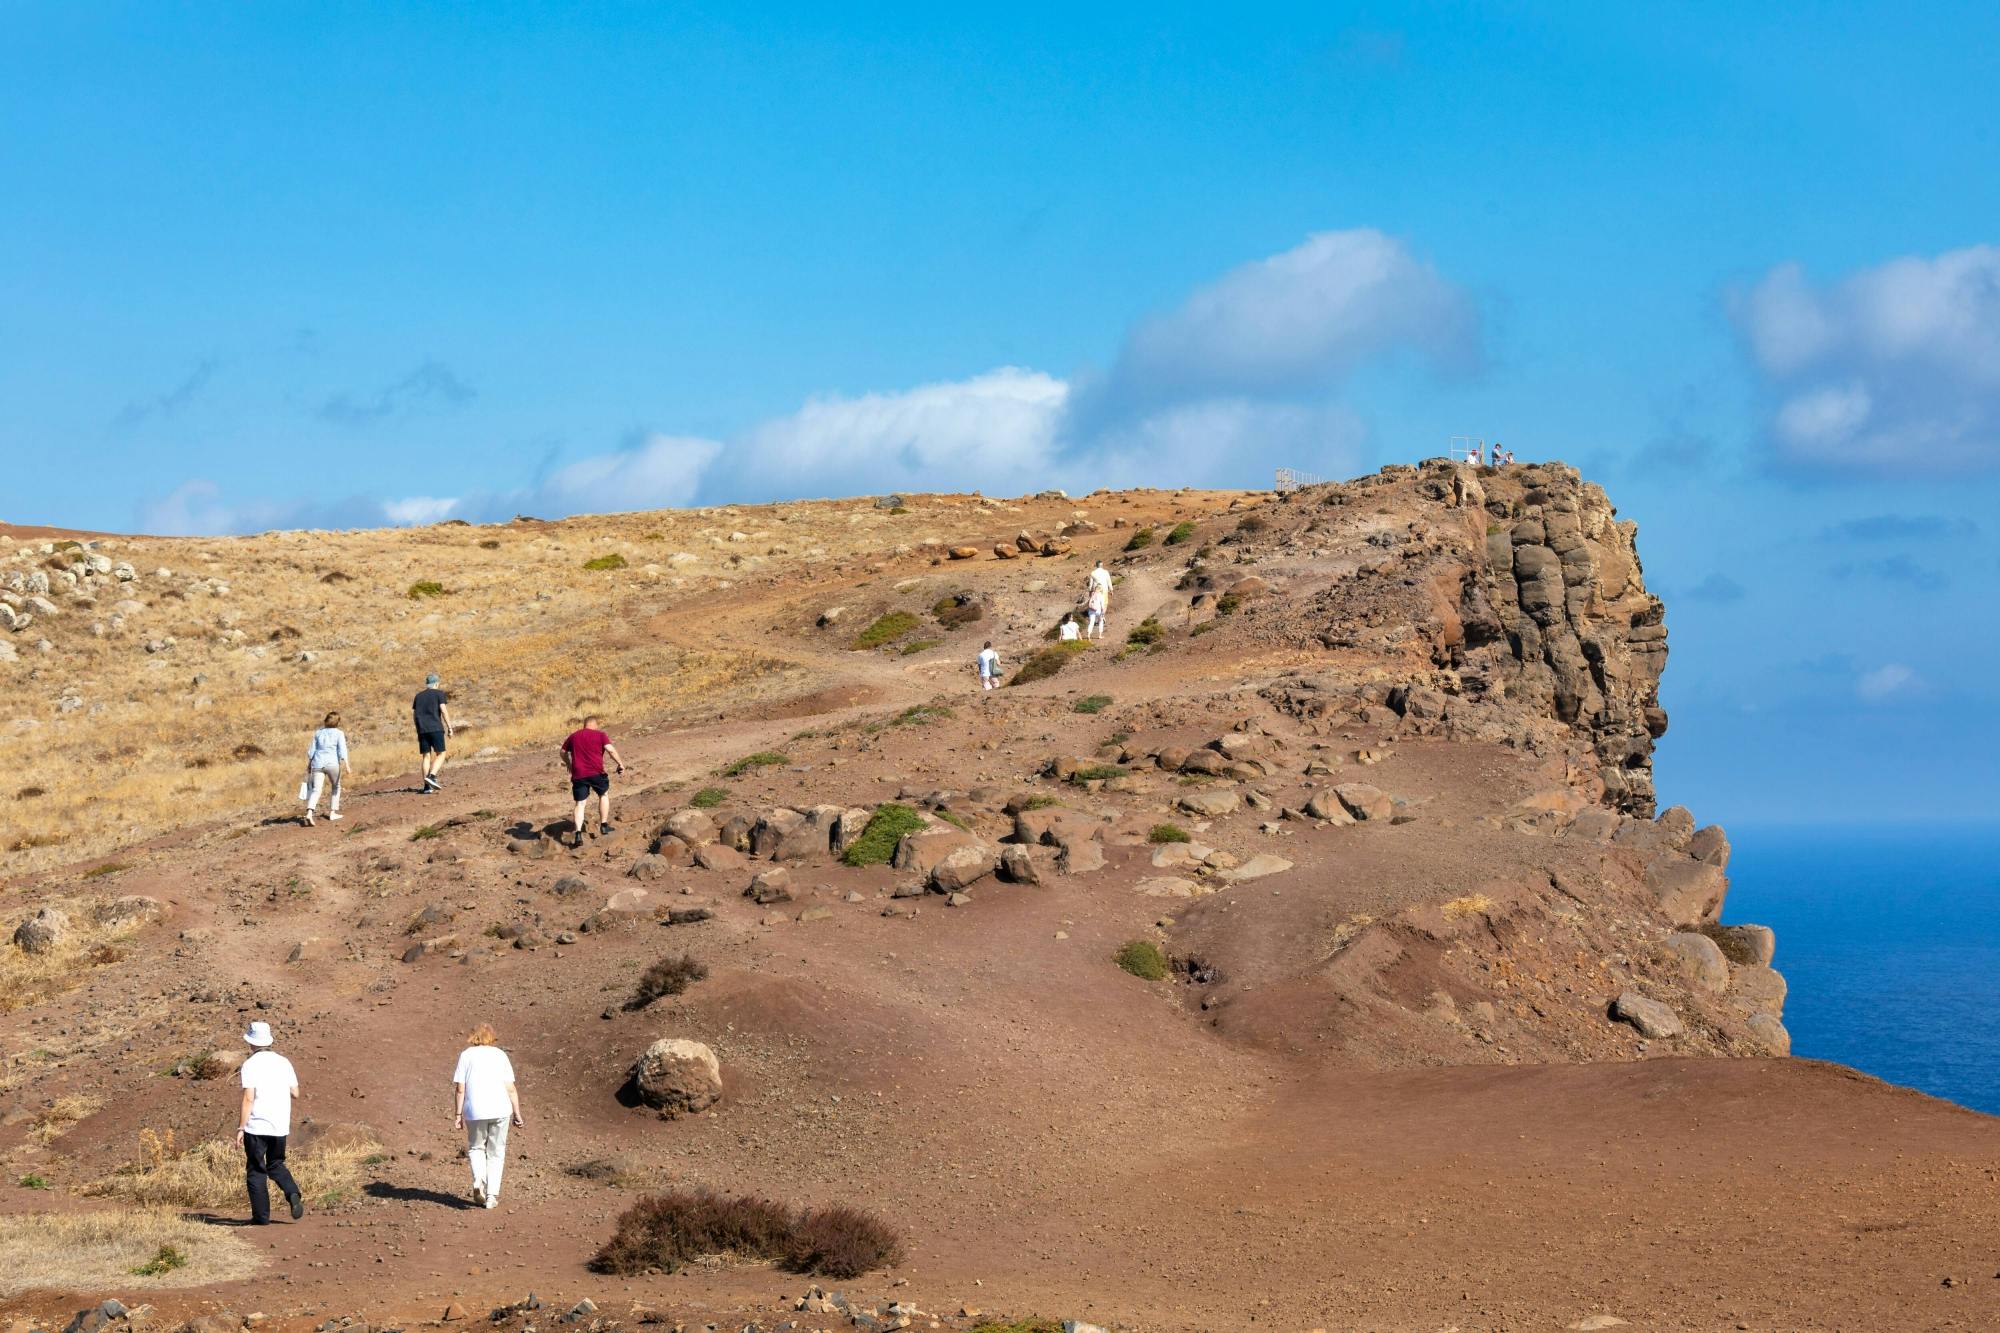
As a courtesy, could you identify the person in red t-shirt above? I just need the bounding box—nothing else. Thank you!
[559,715,626,846]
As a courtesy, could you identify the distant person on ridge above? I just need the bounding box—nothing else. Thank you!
[236,1019,305,1225]
[301,710,350,826]
[976,640,1002,691]
[561,714,626,846]
[452,1022,523,1210]
[412,673,453,792]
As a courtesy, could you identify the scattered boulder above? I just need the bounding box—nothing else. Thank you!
[1177,788,1240,818]
[744,868,794,905]
[1610,989,1683,1039]
[999,845,1042,885]
[1660,931,1729,992]
[751,808,826,861]
[1686,824,1731,868]
[507,836,553,860]
[931,843,1000,892]
[948,546,979,561]
[628,854,672,881]
[11,906,68,955]
[1645,857,1727,926]
[662,810,716,846]
[1333,783,1395,822]
[1746,1012,1792,1056]
[91,895,165,928]
[549,875,590,898]
[831,806,874,855]
[1057,838,1105,875]
[693,842,747,873]
[893,827,982,877]
[1302,790,1357,824]
[1732,965,1788,1016]
[717,815,755,852]
[627,1038,722,1117]
[1705,923,1775,967]
[1219,854,1293,883]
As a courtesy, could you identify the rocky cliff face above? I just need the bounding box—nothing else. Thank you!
[1457,463,1668,817]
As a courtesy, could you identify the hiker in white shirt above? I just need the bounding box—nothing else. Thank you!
[302,711,351,826]
[976,642,1002,692]
[1058,615,1081,642]
[452,1023,523,1209]
[1085,583,1109,640]
[236,1020,305,1225]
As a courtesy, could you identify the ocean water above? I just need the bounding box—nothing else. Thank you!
[1723,823,2000,1115]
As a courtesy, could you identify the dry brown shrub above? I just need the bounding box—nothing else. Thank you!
[590,1189,900,1278]
[28,1092,102,1144]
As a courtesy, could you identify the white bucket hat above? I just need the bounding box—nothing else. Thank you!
[243,1020,274,1048]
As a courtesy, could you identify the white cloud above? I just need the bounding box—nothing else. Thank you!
[1856,663,1920,700]
[381,496,460,525]
[532,433,724,516]
[1087,228,1478,417]
[1733,245,2000,471]
[735,368,1067,497]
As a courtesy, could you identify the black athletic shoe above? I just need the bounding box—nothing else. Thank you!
[600,823,613,836]
[289,1193,304,1220]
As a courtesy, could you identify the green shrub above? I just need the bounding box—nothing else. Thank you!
[409,824,443,841]
[690,785,729,809]
[82,862,129,879]
[582,553,628,571]
[406,580,446,598]
[1164,520,1197,545]
[1115,940,1169,981]
[889,505,909,515]
[1191,621,1219,636]
[932,594,983,628]
[852,610,920,649]
[900,638,942,655]
[1020,794,1061,811]
[18,1173,49,1190]
[1215,592,1242,616]
[970,1321,1064,1333]
[840,803,928,867]
[1124,526,1154,551]
[1069,764,1127,785]
[1236,513,1268,534]
[1008,640,1091,686]
[1073,695,1112,714]
[625,953,708,1011]
[132,1244,187,1276]
[1149,823,1190,844]
[935,809,971,831]
[721,751,788,777]
[1126,617,1165,646]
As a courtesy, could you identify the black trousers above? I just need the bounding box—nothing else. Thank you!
[243,1132,300,1222]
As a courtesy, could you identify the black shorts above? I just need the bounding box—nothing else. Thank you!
[571,773,610,801]
[417,728,447,755]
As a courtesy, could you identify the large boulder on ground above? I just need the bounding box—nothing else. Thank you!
[1610,989,1683,1039]
[628,854,672,882]
[999,845,1043,885]
[717,815,755,852]
[931,843,1001,892]
[12,907,68,955]
[1645,857,1727,925]
[744,868,793,905]
[1334,783,1395,822]
[1057,839,1105,875]
[1661,931,1729,992]
[1653,805,1697,849]
[1012,806,1098,847]
[627,1039,722,1118]
[1746,1012,1792,1056]
[662,810,716,846]
[1687,824,1731,868]
[894,827,982,877]
[91,895,165,928]
[1219,854,1293,883]
[831,807,874,855]
[751,809,826,861]
[1302,790,1357,824]
[1177,788,1240,818]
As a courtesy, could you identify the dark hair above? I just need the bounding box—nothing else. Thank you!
[323,711,341,728]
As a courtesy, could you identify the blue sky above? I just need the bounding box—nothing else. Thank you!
[3,2,1996,824]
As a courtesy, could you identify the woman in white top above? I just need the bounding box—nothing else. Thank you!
[452,1023,523,1209]
[1058,614,1081,642]
[302,711,351,826]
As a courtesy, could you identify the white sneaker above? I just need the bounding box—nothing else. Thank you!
[471,1184,486,1207]
[328,812,343,821]
[484,1195,499,1210]
[304,810,315,826]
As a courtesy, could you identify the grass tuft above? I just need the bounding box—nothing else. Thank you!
[689,785,729,809]
[721,751,788,778]
[1020,794,1061,811]
[888,703,954,727]
[1148,823,1190,844]
[1125,617,1165,646]
[406,580,447,599]
[132,1244,187,1276]
[1068,764,1127,785]
[1115,939,1169,981]
[0,1210,256,1296]
[840,803,927,867]
[852,610,920,649]
[900,637,942,655]
[1164,520,1197,545]
[582,552,628,571]
[1124,526,1155,551]
[18,1174,49,1190]
[410,824,444,841]
[1072,695,1112,714]
[1215,592,1242,615]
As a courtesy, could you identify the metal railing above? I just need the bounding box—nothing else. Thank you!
[1274,467,1326,492]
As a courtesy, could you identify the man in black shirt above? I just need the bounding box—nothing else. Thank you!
[413,673,454,792]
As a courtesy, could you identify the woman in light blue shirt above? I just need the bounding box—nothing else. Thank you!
[303,710,351,826]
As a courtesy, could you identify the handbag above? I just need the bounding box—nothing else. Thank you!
[298,776,311,802]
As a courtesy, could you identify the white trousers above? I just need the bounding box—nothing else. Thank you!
[306,767,341,815]
[466,1117,509,1200]
[1086,607,1106,636]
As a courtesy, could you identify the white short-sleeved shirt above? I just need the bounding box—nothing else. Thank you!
[241,1050,299,1137]
[976,648,1000,678]
[453,1045,517,1122]
[1058,621,1080,641]
[1088,567,1113,595]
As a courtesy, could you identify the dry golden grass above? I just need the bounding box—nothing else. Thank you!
[0,900,132,1014]
[1441,893,1496,921]
[26,1093,101,1144]
[85,1128,381,1210]
[0,1208,259,1296]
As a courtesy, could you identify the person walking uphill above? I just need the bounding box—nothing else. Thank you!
[413,673,454,792]
[561,715,626,847]
[1085,560,1113,640]
[237,1020,304,1225]
[453,1023,523,1209]
[301,711,350,826]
